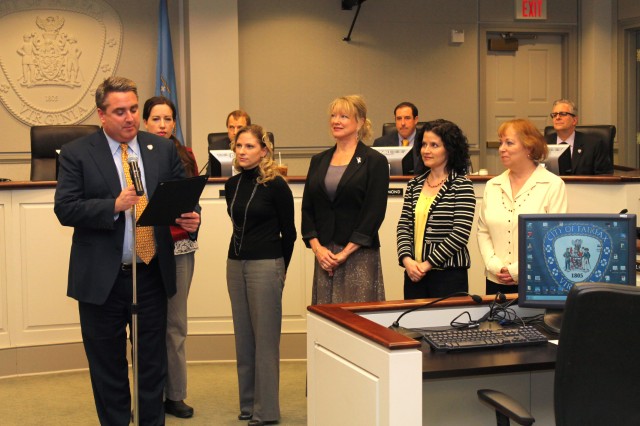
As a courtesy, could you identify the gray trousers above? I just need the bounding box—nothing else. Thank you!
[165,251,195,401]
[226,258,285,422]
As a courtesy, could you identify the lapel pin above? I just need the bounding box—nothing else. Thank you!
[356,157,361,164]
[577,149,582,154]
[147,144,153,150]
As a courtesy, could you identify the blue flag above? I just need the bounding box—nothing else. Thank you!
[155,0,184,144]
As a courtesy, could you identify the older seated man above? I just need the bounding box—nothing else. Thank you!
[545,99,613,175]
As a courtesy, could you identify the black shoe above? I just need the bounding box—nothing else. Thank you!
[248,420,278,426]
[238,412,252,420]
[164,399,194,418]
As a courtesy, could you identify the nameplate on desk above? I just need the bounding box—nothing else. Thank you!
[388,188,403,197]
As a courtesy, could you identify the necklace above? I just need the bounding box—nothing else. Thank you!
[426,173,447,188]
[500,189,532,213]
[229,174,259,256]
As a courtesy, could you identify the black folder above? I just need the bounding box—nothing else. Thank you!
[137,175,207,226]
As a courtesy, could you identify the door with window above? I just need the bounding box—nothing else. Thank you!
[484,34,563,174]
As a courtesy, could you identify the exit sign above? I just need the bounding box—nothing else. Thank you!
[515,0,547,20]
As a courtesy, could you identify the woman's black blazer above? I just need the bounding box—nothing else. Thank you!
[301,141,389,248]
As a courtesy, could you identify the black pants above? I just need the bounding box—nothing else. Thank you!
[485,278,518,295]
[79,259,167,426]
[403,268,468,300]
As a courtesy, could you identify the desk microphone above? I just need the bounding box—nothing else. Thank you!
[127,154,145,196]
[389,292,483,339]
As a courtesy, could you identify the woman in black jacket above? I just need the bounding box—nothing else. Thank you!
[301,95,389,304]
[396,119,476,299]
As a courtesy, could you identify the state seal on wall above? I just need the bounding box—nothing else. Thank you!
[0,0,122,126]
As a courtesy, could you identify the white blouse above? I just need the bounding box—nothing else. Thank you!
[477,165,568,284]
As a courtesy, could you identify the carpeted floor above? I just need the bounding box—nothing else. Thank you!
[0,361,307,425]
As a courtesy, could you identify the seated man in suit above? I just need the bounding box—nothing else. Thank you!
[211,109,252,149]
[545,99,613,175]
[373,101,425,175]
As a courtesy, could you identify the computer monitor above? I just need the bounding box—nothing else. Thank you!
[541,144,572,175]
[518,213,637,333]
[208,150,236,177]
[371,146,412,175]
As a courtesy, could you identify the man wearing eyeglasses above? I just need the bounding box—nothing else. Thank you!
[545,99,613,175]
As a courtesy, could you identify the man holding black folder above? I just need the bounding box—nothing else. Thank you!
[54,76,200,425]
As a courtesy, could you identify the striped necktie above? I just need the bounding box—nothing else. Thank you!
[121,143,155,264]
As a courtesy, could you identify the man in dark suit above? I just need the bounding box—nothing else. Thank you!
[54,76,200,425]
[373,101,425,175]
[209,109,252,149]
[545,99,613,175]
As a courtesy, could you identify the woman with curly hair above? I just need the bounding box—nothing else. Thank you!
[224,124,296,426]
[396,119,476,299]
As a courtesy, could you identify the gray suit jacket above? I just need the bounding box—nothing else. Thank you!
[54,129,185,304]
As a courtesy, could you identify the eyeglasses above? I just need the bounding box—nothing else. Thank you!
[550,112,576,119]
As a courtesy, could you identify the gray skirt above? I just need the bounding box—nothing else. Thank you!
[311,242,385,305]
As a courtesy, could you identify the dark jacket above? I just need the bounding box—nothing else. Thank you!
[545,130,613,175]
[54,129,185,304]
[301,141,389,248]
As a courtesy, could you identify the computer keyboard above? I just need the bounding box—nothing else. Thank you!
[422,325,548,352]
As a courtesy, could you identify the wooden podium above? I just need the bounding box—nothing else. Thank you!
[307,296,557,425]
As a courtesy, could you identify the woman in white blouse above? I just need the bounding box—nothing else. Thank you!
[477,119,568,295]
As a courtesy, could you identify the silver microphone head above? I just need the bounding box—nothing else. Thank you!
[127,153,139,164]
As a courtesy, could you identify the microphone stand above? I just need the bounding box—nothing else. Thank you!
[131,205,139,426]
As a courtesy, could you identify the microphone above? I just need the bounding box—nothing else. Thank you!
[127,154,145,196]
[389,292,483,339]
[619,209,628,214]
